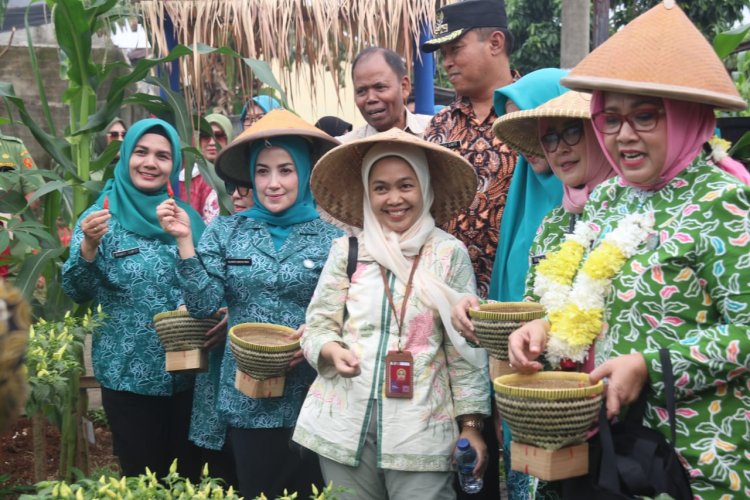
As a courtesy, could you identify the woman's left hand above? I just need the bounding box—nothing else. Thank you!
[203,307,228,351]
[590,353,649,419]
[157,199,192,240]
[456,427,488,480]
[287,324,306,371]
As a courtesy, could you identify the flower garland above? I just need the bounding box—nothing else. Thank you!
[534,213,654,367]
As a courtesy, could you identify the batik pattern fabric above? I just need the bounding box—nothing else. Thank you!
[62,202,193,395]
[177,216,342,434]
[424,97,517,298]
[293,230,491,471]
[582,157,750,498]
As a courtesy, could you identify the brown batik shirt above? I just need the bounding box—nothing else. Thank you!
[424,96,517,298]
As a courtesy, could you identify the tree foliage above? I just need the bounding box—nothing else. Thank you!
[505,0,747,77]
[507,0,562,75]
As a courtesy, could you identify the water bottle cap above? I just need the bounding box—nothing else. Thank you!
[457,438,470,450]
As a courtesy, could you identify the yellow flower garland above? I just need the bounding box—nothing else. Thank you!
[534,214,653,366]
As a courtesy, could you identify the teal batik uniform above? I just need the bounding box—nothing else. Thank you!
[178,216,342,431]
[63,202,195,394]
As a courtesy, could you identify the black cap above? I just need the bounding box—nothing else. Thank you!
[421,0,508,53]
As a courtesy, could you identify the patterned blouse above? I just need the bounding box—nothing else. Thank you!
[424,97,518,298]
[293,230,491,471]
[582,158,750,498]
[62,203,193,396]
[177,216,342,431]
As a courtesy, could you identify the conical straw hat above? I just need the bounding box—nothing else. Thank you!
[311,128,477,228]
[561,0,746,111]
[493,91,592,158]
[215,109,339,186]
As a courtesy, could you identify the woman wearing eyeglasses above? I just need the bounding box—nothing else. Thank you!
[157,110,342,499]
[508,3,750,496]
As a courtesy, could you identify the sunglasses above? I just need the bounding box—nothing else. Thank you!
[200,131,228,141]
[540,121,585,153]
[108,131,126,139]
[591,107,664,135]
[225,182,252,197]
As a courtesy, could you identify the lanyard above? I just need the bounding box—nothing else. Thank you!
[379,252,422,351]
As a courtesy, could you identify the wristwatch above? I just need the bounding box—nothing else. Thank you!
[459,415,485,432]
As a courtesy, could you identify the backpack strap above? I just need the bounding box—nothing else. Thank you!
[346,236,358,282]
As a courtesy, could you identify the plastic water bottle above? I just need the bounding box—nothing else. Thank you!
[455,438,483,494]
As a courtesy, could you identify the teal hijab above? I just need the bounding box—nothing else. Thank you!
[238,136,319,250]
[488,68,568,301]
[96,118,205,245]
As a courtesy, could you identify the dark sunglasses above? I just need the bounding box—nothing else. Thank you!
[108,131,126,139]
[225,182,252,197]
[200,131,228,141]
[591,106,664,135]
[540,120,584,153]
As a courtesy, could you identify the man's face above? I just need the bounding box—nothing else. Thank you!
[439,30,494,98]
[353,53,410,132]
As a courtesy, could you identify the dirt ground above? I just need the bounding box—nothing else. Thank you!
[0,415,118,498]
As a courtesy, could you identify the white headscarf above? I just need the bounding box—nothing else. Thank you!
[361,143,488,368]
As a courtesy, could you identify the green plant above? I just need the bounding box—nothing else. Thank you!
[25,308,105,481]
[86,407,108,428]
[713,23,750,161]
[1,0,285,322]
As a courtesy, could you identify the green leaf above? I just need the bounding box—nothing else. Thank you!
[713,23,750,59]
[0,83,76,172]
[25,0,57,136]
[729,130,750,159]
[78,45,194,134]
[50,0,95,86]
[25,180,71,208]
[144,75,193,141]
[13,246,66,301]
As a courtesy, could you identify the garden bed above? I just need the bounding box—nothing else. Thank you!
[0,415,117,498]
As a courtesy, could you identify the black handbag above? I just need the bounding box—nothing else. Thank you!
[562,349,693,499]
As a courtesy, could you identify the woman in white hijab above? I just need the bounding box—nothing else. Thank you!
[293,129,491,500]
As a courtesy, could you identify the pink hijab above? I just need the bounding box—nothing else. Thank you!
[591,91,716,191]
[538,118,615,214]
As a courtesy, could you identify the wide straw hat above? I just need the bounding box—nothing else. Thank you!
[561,0,746,111]
[311,128,478,228]
[492,91,592,158]
[215,109,339,186]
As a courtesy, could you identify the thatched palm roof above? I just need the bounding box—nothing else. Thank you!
[135,0,446,115]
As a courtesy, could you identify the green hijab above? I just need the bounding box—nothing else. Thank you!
[489,68,568,301]
[205,113,234,142]
[96,118,205,245]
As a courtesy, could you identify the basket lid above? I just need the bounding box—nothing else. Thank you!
[229,322,299,352]
[494,372,603,400]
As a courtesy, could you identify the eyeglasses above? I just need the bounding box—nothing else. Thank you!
[225,182,252,197]
[591,107,664,135]
[108,131,126,139]
[243,113,265,128]
[540,121,585,153]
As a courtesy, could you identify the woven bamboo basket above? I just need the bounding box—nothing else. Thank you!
[153,310,221,352]
[494,372,603,450]
[229,323,298,381]
[469,302,545,360]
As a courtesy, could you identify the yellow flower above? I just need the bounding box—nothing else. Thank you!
[582,242,626,280]
[551,305,603,348]
[537,240,585,285]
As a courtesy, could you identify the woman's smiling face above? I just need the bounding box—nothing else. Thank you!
[368,156,424,234]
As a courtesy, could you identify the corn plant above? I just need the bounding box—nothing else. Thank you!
[0,0,284,322]
[713,22,750,160]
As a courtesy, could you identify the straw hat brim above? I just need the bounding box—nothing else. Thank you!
[560,2,747,111]
[215,109,339,186]
[311,128,478,228]
[492,91,592,158]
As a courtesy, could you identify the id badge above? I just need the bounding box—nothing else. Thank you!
[385,350,413,399]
